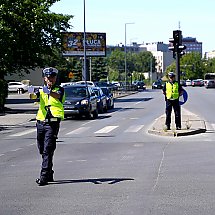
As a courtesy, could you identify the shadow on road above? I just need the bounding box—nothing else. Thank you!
[115,97,152,103]
[50,178,134,185]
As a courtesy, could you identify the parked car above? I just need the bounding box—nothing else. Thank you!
[152,81,163,89]
[205,80,215,88]
[191,79,204,87]
[92,87,108,113]
[100,87,114,109]
[63,84,98,119]
[132,81,146,90]
[8,82,28,93]
[185,79,192,86]
[76,81,95,87]
[180,80,186,86]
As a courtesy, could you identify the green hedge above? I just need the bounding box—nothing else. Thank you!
[0,79,8,112]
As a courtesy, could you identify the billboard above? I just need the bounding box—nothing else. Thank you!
[62,32,106,57]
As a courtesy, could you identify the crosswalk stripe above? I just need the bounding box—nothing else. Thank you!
[94,126,118,134]
[211,124,215,130]
[10,128,36,137]
[66,127,90,135]
[124,125,144,132]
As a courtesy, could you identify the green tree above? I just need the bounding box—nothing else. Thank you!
[165,53,205,80]
[91,57,107,82]
[0,0,73,77]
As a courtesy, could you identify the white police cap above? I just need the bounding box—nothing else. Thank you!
[42,67,58,77]
[168,72,175,77]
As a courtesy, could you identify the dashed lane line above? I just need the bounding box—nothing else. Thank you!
[10,148,22,152]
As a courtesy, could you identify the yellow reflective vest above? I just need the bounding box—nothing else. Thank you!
[36,86,65,121]
[166,82,179,100]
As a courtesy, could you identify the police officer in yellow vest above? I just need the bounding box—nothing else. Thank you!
[162,72,183,130]
[29,67,65,186]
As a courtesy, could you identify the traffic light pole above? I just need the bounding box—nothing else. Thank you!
[175,50,181,127]
[169,30,186,129]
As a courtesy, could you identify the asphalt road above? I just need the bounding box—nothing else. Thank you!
[1,88,215,215]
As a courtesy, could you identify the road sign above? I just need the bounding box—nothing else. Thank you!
[68,72,74,79]
[179,89,188,105]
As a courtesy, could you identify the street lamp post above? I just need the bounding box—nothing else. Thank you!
[83,0,87,82]
[124,22,134,90]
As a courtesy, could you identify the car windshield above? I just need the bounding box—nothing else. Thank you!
[93,89,100,96]
[101,88,109,95]
[64,87,88,97]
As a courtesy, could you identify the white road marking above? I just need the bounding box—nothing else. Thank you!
[125,125,144,132]
[76,159,87,162]
[66,127,90,135]
[0,154,4,157]
[95,126,118,134]
[135,101,142,105]
[10,128,36,137]
[11,148,22,152]
[211,124,215,130]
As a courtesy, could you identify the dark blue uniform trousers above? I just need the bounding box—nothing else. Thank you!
[36,121,60,180]
[165,99,181,128]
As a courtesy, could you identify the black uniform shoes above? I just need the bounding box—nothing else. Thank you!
[36,178,48,186]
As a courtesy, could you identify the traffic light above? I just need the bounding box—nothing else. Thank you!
[168,37,176,58]
[178,45,186,57]
[168,30,186,58]
[173,30,182,45]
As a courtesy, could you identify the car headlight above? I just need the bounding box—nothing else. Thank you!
[80,99,89,105]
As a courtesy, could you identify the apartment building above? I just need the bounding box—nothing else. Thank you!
[182,37,202,56]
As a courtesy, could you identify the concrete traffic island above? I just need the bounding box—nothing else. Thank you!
[148,109,207,137]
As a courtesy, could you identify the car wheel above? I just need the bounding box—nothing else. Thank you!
[103,105,108,113]
[92,109,98,119]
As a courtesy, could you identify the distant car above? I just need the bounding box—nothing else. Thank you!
[152,81,163,89]
[132,81,146,90]
[100,87,114,109]
[185,79,192,86]
[76,81,95,87]
[192,79,204,87]
[60,82,76,87]
[8,82,28,93]
[205,80,215,88]
[92,87,108,113]
[180,80,186,86]
[63,84,98,119]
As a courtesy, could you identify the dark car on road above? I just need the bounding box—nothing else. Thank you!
[92,87,108,113]
[132,81,146,90]
[63,84,98,119]
[152,81,163,89]
[100,87,114,109]
[205,80,215,88]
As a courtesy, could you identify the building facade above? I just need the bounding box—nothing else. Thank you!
[182,37,202,56]
[205,50,215,59]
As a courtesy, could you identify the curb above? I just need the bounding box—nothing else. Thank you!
[148,114,207,137]
[148,127,207,137]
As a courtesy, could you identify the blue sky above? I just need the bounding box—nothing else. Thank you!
[51,0,214,54]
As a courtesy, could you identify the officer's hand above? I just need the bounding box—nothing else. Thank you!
[43,86,50,94]
[28,85,34,94]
